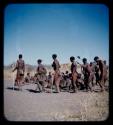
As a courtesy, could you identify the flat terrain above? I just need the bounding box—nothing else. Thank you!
[4,79,109,121]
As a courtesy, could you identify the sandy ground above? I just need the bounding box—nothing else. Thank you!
[4,79,109,121]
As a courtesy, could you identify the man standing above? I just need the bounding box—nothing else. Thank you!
[12,54,25,90]
[94,56,106,92]
[90,62,96,87]
[95,62,100,86]
[35,59,47,92]
[81,58,93,92]
[70,56,78,93]
[52,54,61,93]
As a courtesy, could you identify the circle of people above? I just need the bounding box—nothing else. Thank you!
[12,54,108,93]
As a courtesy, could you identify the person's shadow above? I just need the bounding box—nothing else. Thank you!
[26,89,41,93]
[6,87,20,91]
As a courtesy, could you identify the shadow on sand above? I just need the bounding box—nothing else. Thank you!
[26,89,41,93]
[6,87,20,91]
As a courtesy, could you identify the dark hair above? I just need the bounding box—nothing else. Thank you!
[90,62,93,65]
[82,58,87,62]
[94,56,99,61]
[70,56,75,61]
[104,60,106,64]
[37,59,42,63]
[19,54,22,58]
[52,54,57,59]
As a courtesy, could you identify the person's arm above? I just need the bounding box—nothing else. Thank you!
[42,66,47,74]
[12,67,17,72]
[23,60,25,73]
[12,61,18,72]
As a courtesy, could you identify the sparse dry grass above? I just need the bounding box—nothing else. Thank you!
[4,68,109,121]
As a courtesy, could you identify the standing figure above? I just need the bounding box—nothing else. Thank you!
[12,54,25,90]
[94,56,106,92]
[90,62,96,87]
[70,56,78,93]
[52,54,61,93]
[95,63,100,86]
[64,71,71,91]
[81,58,93,92]
[35,59,47,92]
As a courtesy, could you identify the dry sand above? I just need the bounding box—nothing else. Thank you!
[4,79,109,121]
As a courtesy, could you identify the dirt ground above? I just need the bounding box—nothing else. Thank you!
[4,79,109,121]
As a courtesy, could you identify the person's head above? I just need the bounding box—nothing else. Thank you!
[94,56,99,63]
[66,71,69,74]
[82,58,87,64]
[70,56,75,62]
[90,62,93,66]
[37,59,42,64]
[52,54,57,59]
[19,54,22,59]
[104,60,106,65]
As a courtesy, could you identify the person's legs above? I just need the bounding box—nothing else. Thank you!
[35,80,42,92]
[84,75,88,91]
[98,74,105,92]
[50,79,54,93]
[71,80,77,92]
[55,78,60,93]
[42,81,46,92]
[95,73,100,86]
[88,75,93,92]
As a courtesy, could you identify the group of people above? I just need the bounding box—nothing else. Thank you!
[12,54,109,93]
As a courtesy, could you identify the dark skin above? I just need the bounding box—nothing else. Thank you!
[81,60,92,92]
[70,59,78,92]
[95,64,100,85]
[52,56,61,93]
[12,57,25,90]
[35,60,47,92]
[96,59,105,91]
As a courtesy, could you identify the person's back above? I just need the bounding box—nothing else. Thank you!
[12,54,25,90]
[52,59,60,72]
[94,56,106,91]
[35,59,47,92]
[52,54,61,93]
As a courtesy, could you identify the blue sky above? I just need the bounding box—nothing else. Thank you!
[4,4,109,65]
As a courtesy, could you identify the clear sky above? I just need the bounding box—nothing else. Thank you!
[4,4,109,66]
